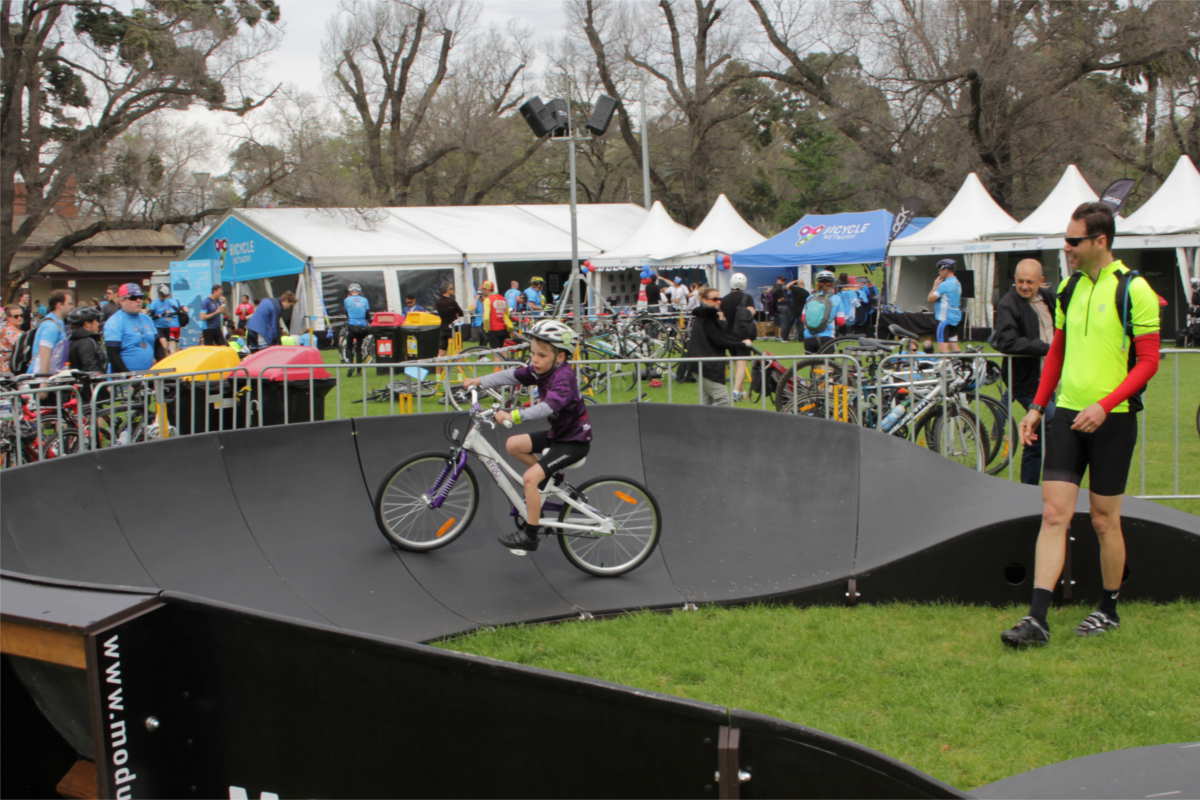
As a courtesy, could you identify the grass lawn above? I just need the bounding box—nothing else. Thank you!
[318,340,1199,514]
[443,601,1200,791]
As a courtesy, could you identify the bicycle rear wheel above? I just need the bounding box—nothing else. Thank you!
[375,452,478,550]
[920,407,989,472]
[557,477,661,576]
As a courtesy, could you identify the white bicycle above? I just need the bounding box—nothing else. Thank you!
[374,389,662,576]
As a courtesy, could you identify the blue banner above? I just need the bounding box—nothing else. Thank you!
[733,209,895,268]
[169,260,220,348]
[190,216,306,282]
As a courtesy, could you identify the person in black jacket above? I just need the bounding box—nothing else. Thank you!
[688,286,753,406]
[992,258,1054,484]
[66,307,108,373]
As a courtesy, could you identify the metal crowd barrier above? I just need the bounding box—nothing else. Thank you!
[2,347,1194,504]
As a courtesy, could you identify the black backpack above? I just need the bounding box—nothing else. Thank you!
[733,303,756,340]
[1057,267,1147,412]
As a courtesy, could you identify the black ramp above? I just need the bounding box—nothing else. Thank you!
[524,404,685,615]
[0,453,155,588]
[93,434,319,621]
[354,414,578,627]
[218,420,473,642]
[974,742,1200,799]
[854,429,1039,573]
[639,404,859,603]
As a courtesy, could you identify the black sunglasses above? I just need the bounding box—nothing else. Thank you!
[1064,234,1100,247]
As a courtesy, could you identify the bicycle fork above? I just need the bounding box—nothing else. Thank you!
[424,450,469,509]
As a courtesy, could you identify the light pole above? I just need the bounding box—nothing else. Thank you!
[519,94,617,333]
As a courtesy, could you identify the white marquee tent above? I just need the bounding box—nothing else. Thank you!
[887,173,1018,325]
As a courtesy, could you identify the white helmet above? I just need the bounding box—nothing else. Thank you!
[730,272,747,290]
[815,270,836,284]
[527,318,576,353]
[348,282,362,293]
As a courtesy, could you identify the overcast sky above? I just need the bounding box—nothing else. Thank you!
[261,0,568,95]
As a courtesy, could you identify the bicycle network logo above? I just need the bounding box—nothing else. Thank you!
[795,224,825,247]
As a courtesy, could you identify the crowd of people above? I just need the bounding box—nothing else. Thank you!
[0,282,305,378]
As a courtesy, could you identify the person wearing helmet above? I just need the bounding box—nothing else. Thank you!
[343,282,371,369]
[801,271,839,353]
[103,283,158,372]
[524,276,546,313]
[149,283,184,355]
[928,258,963,353]
[462,318,592,554]
[668,275,689,310]
[67,306,107,373]
[721,272,756,401]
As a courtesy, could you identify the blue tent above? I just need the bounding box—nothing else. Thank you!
[732,210,928,269]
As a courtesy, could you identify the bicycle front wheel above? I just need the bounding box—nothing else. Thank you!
[557,477,661,577]
[375,452,478,550]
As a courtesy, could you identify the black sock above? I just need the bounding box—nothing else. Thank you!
[1029,588,1054,628]
[1098,589,1120,620]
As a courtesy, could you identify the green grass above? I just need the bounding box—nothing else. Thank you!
[317,341,1199,514]
[442,601,1200,791]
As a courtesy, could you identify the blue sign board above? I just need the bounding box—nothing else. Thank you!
[190,216,306,282]
[169,260,220,348]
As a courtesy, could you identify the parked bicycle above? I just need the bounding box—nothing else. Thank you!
[374,388,661,576]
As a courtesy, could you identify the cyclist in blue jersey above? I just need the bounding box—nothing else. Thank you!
[462,319,591,555]
[103,283,158,372]
[800,270,839,354]
[26,289,75,374]
[343,283,371,368]
[928,258,963,353]
[524,276,546,313]
[149,284,183,355]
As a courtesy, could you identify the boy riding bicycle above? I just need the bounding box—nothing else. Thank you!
[461,318,591,554]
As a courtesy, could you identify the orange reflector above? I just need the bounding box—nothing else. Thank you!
[613,491,638,505]
[435,518,457,538]
[799,403,817,413]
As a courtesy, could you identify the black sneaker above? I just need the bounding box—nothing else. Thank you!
[1075,610,1119,637]
[1001,616,1050,649]
[498,526,540,555]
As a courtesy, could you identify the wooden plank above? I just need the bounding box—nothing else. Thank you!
[0,619,87,669]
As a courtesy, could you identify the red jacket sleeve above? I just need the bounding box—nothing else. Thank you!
[1098,332,1160,413]
[1032,328,1065,408]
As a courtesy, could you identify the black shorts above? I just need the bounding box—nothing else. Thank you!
[729,343,752,357]
[529,431,590,478]
[202,328,225,346]
[484,329,508,349]
[1043,409,1138,496]
[438,328,452,349]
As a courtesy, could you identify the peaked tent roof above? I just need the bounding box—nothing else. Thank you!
[889,173,1018,256]
[672,194,765,257]
[1121,155,1200,235]
[986,165,1097,239]
[732,209,899,268]
[589,201,694,267]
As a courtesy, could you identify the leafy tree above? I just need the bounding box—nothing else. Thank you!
[1,0,281,301]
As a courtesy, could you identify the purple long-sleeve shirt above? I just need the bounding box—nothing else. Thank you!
[479,362,592,443]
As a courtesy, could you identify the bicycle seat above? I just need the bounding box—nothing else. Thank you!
[888,323,922,340]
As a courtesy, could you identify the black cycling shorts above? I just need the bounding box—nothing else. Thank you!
[1043,409,1137,496]
[529,430,589,479]
[484,329,508,349]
